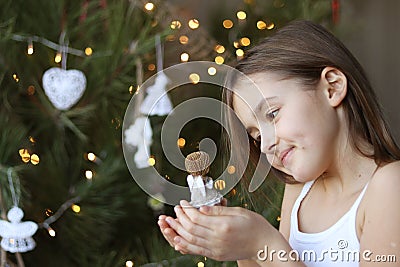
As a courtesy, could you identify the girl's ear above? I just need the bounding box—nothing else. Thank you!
[321,67,347,107]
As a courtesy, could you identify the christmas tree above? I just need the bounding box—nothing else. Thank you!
[0,0,334,266]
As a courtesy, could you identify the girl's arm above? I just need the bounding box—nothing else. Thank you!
[358,162,400,266]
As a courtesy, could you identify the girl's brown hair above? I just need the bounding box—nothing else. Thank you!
[223,20,400,184]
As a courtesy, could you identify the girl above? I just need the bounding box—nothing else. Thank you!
[158,20,400,266]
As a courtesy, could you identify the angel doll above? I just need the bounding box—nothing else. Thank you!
[184,151,223,208]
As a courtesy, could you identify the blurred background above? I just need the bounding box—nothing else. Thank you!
[0,0,398,266]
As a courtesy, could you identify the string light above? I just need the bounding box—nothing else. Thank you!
[236,49,244,57]
[148,64,156,71]
[214,44,225,54]
[257,20,267,30]
[85,47,93,56]
[27,85,35,95]
[223,19,233,29]
[179,35,189,44]
[233,41,240,48]
[71,204,81,213]
[177,138,186,148]
[85,170,93,180]
[207,67,216,76]
[240,37,250,46]
[30,154,40,165]
[170,20,182,29]
[227,165,236,174]
[215,56,224,65]
[87,152,96,162]
[29,136,36,143]
[48,227,56,237]
[126,260,134,267]
[166,35,175,41]
[54,52,62,63]
[236,11,247,20]
[144,2,155,11]
[214,180,226,190]
[180,52,189,62]
[188,19,200,29]
[27,40,34,55]
[197,262,205,267]
[19,148,30,163]
[45,209,53,217]
[12,73,19,83]
[267,22,275,30]
[148,157,156,166]
[189,73,200,84]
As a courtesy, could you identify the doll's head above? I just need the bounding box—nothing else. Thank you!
[185,151,210,177]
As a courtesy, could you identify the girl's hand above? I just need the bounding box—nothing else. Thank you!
[167,200,274,261]
[157,198,227,253]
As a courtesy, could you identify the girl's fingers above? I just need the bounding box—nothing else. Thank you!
[174,206,213,237]
[166,214,209,248]
[174,236,214,259]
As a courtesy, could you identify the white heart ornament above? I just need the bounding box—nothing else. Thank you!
[42,67,86,110]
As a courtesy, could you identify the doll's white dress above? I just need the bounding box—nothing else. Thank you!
[187,175,222,208]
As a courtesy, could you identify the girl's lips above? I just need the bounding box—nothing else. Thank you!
[280,147,294,166]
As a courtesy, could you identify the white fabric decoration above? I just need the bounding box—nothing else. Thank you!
[139,71,173,116]
[0,206,38,253]
[187,175,206,197]
[42,67,86,110]
[124,116,153,168]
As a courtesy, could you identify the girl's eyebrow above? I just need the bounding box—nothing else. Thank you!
[255,96,278,112]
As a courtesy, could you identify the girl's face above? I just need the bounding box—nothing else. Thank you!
[232,72,342,182]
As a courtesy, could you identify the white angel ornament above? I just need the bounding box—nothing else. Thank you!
[0,206,38,253]
[185,151,222,208]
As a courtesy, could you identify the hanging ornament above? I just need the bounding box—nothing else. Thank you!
[139,35,173,116]
[124,116,153,169]
[42,32,87,110]
[0,169,38,253]
[0,207,38,253]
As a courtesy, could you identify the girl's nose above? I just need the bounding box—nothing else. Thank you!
[259,125,276,154]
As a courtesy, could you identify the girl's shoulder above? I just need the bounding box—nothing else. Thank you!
[279,182,304,239]
[363,160,400,208]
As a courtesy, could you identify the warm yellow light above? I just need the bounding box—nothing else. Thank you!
[223,19,233,29]
[257,20,267,30]
[237,11,247,20]
[55,52,62,63]
[13,74,19,82]
[208,67,217,76]
[144,2,155,11]
[148,157,156,166]
[148,64,156,71]
[240,37,251,46]
[214,44,225,54]
[215,56,224,65]
[214,180,226,190]
[19,148,30,163]
[170,20,182,30]
[188,19,200,29]
[236,49,244,57]
[227,165,236,174]
[197,261,205,267]
[180,53,189,62]
[129,85,134,94]
[126,261,134,267]
[177,138,186,148]
[30,154,40,165]
[27,43,34,55]
[85,47,93,56]
[29,136,36,143]
[267,22,275,30]
[87,152,96,161]
[48,228,56,237]
[166,35,175,42]
[233,41,240,48]
[85,170,93,179]
[189,73,200,84]
[179,35,189,44]
[71,204,81,213]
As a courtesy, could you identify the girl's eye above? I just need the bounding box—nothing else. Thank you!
[266,109,279,120]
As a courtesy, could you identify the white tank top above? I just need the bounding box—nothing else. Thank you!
[289,180,369,266]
